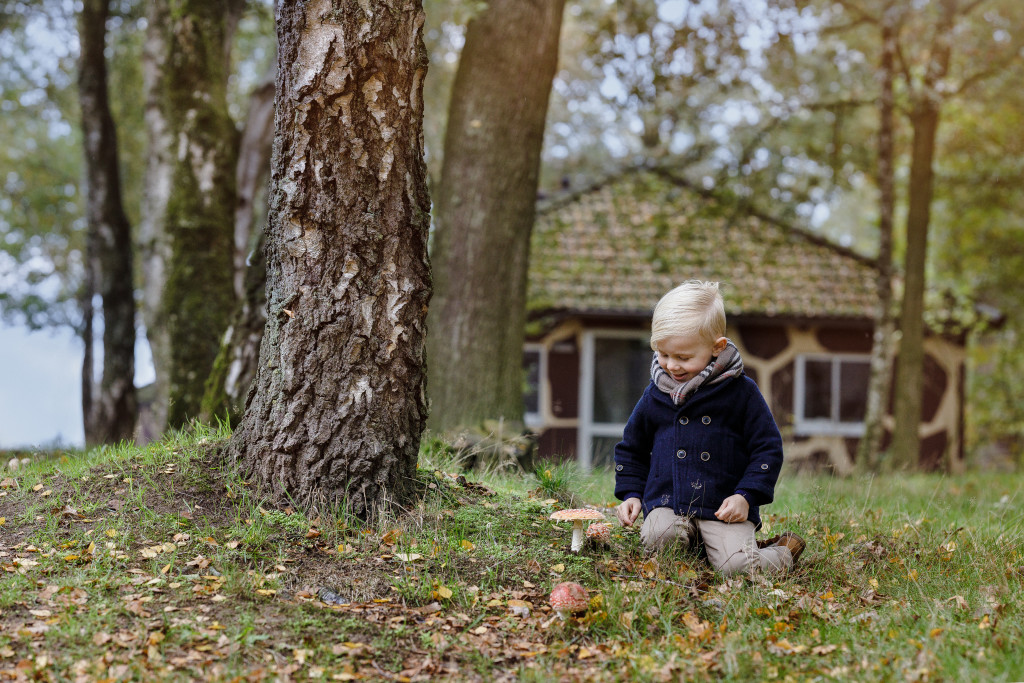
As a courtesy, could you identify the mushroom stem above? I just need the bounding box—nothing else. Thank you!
[570,521,584,553]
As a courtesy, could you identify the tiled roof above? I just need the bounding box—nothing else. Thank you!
[528,170,880,321]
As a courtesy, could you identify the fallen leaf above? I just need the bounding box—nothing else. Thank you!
[435,586,453,600]
[460,540,475,551]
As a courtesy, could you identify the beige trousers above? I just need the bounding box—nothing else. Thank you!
[640,507,792,576]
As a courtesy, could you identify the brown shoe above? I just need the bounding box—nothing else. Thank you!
[775,531,806,564]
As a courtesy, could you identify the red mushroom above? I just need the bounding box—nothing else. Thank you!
[549,581,588,619]
[586,522,612,547]
[549,508,605,553]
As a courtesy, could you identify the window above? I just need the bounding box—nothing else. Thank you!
[578,331,652,469]
[522,345,546,429]
[794,354,870,436]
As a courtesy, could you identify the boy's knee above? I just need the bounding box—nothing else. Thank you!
[716,553,753,576]
[640,509,694,550]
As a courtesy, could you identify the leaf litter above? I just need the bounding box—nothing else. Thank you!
[1,438,1022,681]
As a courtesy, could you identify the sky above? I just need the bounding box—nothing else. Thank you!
[0,323,155,450]
[0,323,84,449]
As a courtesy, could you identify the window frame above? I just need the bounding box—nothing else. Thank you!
[522,343,547,430]
[577,329,652,470]
[794,352,871,437]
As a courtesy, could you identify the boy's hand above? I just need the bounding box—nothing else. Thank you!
[617,498,642,527]
[715,494,749,523]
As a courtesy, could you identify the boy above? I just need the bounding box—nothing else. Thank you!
[614,280,805,576]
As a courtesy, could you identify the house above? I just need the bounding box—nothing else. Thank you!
[523,169,967,473]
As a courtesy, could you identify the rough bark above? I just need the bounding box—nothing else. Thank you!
[141,0,244,431]
[78,0,137,446]
[856,9,897,472]
[891,0,955,470]
[426,0,566,433]
[201,65,276,425]
[228,0,432,517]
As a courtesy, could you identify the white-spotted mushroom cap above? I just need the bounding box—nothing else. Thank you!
[549,581,588,617]
[586,522,612,544]
[549,508,605,522]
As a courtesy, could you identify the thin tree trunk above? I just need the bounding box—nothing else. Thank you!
[141,0,244,430]
[891,0,955,470]
[202,64,276,424]
[427,0,566,434]
[78,0,137,446]
[80,270,97,446]
[139,0,173,436]
[233,64,275,300]
[856,9,897,472]
[229,0,432,517]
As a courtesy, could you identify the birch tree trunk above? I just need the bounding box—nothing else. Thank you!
[426,0,566,433]
[229,0,432,517]
[856,8,897,472]
[140,0,244,432]
[78,0,137,446]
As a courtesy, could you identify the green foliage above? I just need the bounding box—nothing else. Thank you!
[0,1,84,329]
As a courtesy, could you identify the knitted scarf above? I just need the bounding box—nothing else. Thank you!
[651,339,745,405]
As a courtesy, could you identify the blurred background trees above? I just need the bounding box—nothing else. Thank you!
[1,0,1021,469]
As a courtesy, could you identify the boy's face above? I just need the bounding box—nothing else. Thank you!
[655,333,728,383]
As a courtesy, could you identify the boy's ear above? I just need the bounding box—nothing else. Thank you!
[712,337,729,356]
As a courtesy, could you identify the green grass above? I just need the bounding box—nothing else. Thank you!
[1,427,1022,681]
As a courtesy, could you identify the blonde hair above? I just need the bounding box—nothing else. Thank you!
[650,280,726,350]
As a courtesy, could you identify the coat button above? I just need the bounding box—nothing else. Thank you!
[676,449,686,459]
[702,416,711,425]
[761,463,769,470]
[679,416,689,425]
[616,464,623,471]
[700,452,710,461]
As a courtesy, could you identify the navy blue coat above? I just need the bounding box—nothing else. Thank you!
[613,374,783,528]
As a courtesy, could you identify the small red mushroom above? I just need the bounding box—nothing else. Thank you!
[586,522,612,547]
[549,581,588,619]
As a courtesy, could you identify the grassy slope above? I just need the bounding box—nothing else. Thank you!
[0,428,1022,682]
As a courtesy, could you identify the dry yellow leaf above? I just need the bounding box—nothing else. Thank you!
[460,540,475,551]
[435,586,453,599]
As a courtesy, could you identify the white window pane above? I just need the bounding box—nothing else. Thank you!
[593,337,650,424]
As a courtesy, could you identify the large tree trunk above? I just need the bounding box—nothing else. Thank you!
[140,0,243,432]
[856,9,897,472]
[229,0,432,517]
[890,0,955,470]
[426,0,566,434]
[201,65,276,425]
[78,0,137,446]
